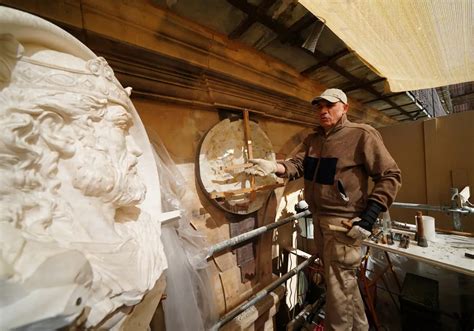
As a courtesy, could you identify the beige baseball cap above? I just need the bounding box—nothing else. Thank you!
[311,88,347,105]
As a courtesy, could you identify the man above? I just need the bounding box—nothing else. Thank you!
[245,88,401,330]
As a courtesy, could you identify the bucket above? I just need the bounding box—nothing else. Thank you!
[421,216,436,242]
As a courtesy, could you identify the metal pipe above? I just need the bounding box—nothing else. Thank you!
[287,293,326,331]
[286,248,312,260]
[450,188,463,230]
[206,210,311,259]
[391,202,472,214]
[211,255,318,330]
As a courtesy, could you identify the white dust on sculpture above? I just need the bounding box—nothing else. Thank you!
[0,8,167,330]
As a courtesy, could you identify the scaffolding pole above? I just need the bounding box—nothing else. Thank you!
[211,255,318,330]
[392,202,472,214]
[206,210,311,259]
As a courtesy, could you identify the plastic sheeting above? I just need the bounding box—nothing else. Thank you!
[149,131,218,331]
[299,0,474,92]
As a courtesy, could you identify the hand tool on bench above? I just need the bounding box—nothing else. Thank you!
[415,211,428,247]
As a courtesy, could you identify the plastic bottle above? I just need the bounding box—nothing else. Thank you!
[382,211,392,235]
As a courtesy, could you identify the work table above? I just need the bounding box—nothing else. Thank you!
[363,233,474,277]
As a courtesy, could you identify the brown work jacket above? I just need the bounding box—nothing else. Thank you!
[279,114,401,218]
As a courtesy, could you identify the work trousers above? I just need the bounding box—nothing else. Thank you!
[314,215,369,331]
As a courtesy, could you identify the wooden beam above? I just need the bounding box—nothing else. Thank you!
[362,93,416,118]
[226,0,414,120]
[7,0,396,127]
[342,77,386,93]
[451,91,474,106]
[228,0,276,39]
[363,92,406,104]
[314,61,415,119]
[300,49,350,76]
[279,13,317,44]
[226,0,289,37]
[228,18,255,39]
[377,101,418,111]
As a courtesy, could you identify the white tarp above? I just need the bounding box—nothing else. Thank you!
[300,0,474,92]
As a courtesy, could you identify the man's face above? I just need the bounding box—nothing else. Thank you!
[315,100,348,130]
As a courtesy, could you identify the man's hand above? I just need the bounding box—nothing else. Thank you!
[344,217,371,240]
[244,158,278,176]
[345,200,384,240]
[351,218,373,233]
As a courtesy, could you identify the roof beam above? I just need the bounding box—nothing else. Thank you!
[228,0,276,39]
[314,62,414,118]
[377,101,418,111]
[361,92,417,117]
[279,13,317,44]
[226,0,415,120]
[227,0,289,37]
[363,92,406,104]
[342,77,385,93]
[301,49,350,76]
[451,91,474,106]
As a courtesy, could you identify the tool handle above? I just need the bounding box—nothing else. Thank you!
[328,224,349,232]
[341,219,353,229]
[220,163,253,172]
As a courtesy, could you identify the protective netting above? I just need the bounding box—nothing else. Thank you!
[149,131,218,330]
[299,0,474,92]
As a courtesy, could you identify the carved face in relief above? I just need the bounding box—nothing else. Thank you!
[72,103,146,207]
[0,10,166,329]
[0,38,148,229]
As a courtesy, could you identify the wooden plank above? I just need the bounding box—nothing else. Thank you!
[451,91,474,106]
[229,214,257,282]
[301,49,350,75]
[228,0,276,39]
[220,284,285,331]
[119,275,166,331]
[219,266,254,312]
[256,191,277,285]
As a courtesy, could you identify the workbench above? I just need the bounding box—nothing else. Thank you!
[359,233,474,329]
[362,233,474,277]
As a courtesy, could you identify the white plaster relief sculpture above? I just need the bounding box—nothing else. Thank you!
[198,118,280,214]
[0,8,171,330]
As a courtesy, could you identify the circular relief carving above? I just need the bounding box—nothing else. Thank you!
[198,118,281,214]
